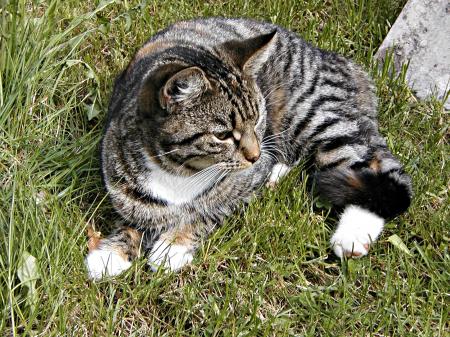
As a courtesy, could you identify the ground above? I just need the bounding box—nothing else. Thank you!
[1,0,448,336]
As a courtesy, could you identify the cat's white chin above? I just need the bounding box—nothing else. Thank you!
[85,247,131,280]
[331,205,384,258]
[148,239,193,272]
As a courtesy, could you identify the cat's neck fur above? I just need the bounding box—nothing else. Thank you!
[141,153,217,205]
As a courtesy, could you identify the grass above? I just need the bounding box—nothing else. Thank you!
[1,0,448,336]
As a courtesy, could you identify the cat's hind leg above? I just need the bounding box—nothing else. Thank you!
[330,204,384,258]
[85,226,142,279]
[315,156,412,258]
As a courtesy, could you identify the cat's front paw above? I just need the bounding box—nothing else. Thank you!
[148,239,193,272]
[266,163,291,189]
[85,246,132,280]
[331,205,385,258]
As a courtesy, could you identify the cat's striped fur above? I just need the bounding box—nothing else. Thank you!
[86,18,412,278]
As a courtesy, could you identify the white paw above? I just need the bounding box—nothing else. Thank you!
[85,247,132,280]
[331,205,385,258]
[148,239,193,272]
[266,163,291,188]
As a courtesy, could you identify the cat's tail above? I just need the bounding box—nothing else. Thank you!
[314,154,412,258]
[315,163,412,220]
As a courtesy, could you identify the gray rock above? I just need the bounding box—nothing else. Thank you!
[376,0,450,109]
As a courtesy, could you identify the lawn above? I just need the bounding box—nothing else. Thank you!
[1,0,449,336]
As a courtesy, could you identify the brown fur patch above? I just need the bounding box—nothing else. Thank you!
[87,224,102,252]
[369,157,381,172]
[125,227,143,245]
[347,174,363,189]
[116,248,130,261]
[267,87,286,133]
[128,41,174,72]
[142,144,160,164]
[161,225,195,247]
[117,226,143,261]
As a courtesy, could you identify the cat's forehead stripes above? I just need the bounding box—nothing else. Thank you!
[214,78,255,129]
[221,77,260,127]
[213,117,231,129]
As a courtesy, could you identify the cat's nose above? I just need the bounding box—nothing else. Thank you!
[240,131,260,163]
[243,147,260,163]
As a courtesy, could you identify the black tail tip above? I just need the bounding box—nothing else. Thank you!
[315,167,412,220]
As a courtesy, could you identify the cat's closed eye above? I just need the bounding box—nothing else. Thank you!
[214,131,233,141]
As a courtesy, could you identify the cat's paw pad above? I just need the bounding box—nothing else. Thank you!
[331,205,384,258]
[85,247,131,280]
[148,239,193,272]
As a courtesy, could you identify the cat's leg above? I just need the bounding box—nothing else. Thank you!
[266,163,292,189]
[315,152,412,258]
[85,226,142,279]
[147,224,197,272]
[330,204,384,258]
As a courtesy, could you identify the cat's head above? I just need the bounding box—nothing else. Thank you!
[138,31,277,175]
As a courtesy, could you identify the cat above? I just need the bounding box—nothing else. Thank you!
[85,17,412,279]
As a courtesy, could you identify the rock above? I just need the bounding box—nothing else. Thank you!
[376,0,450,110]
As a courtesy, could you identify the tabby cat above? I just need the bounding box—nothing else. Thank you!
[86,18,412,279]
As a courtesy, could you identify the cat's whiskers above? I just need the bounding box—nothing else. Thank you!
[213,169,231,188]
[263,128,292,141]
[264,98,287,110]
[260,146,279,162]
[173,161,192,176]
[261,152,279,163]
[261,134,290,161]
[147,148,180,160]
[262,128,297,156]
[261,143,290,163]
[178,164,225,194]
[183,165,221,185]
[260,135,289,151]
[187,163,222,179]
[190,168,228,194]
[262,144,287,157]
[141,148,182,171]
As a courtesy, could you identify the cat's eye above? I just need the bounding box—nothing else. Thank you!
[215,131,233,140]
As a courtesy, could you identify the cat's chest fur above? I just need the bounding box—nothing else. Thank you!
[141,160,215,205]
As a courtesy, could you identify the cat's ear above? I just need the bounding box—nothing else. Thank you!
[222,30,277,77]
[159,66,211,110]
